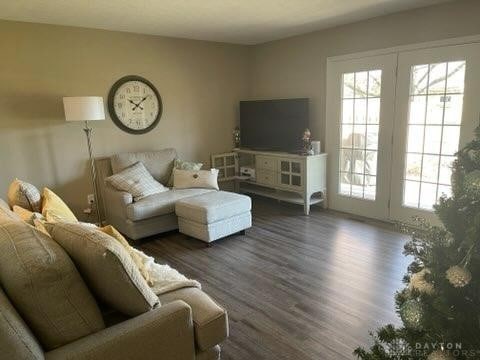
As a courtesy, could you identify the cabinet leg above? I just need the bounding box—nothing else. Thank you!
[304,193,311,215]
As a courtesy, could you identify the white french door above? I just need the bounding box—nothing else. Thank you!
[326,54,397,219]
[390,44,480,223]
[326,42,480,222]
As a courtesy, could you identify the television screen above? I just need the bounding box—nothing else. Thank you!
[240,98,309,152]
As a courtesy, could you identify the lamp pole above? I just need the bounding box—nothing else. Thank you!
[83,120,101,225]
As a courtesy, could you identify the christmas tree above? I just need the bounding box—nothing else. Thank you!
[354,128,480,360]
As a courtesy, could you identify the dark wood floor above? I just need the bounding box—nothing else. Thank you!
[139,197,409,360]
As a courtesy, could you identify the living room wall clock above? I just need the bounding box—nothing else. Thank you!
[108,75,162,134]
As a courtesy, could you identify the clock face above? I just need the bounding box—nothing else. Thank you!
[108,76,162,134]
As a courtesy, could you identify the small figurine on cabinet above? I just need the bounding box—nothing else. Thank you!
[233,126,241,148]
[302,128,314,155]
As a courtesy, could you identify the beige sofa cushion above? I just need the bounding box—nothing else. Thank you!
[126,188,215,221]
[111,149,177,185]
[158,287,228,351]
[7,179,42,212]
[47,223,160,316]
[0,220,105,350]
[106,161,169,201]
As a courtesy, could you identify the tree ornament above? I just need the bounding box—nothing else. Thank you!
[409,268,434,295]
[464,170,480,197]
[446,265,472,288]
[437,232,455,247]
[400,299,423,330]
[427,350,454,360]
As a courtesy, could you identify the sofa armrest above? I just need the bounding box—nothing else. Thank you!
[103,184,133,219]
[45,300,195,360]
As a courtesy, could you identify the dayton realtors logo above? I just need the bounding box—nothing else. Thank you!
[386,341,480,358]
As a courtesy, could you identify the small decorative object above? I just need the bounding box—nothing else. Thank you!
[427,350,454,360]
[311,140,321,155]
[409,268,434,295]
[233,126,241,148]
[108,75,162,134]
[302,128,313,155]
[400,299,423,330]
[445,265,472,288]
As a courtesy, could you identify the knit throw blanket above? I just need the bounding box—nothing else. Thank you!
[132,248,201,295]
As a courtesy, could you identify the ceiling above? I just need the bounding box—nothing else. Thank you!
[0,0,453,44]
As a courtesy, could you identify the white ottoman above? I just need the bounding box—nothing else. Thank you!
[175,191,252,243]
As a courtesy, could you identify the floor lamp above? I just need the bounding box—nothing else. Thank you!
[63,96,105,225]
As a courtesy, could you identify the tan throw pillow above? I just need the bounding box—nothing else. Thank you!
[42,188,78,223]
[106,161,168,201]
[7,179,42,212]
[46,222,159,316]
[99,225,152,286]
[167,159,203,187]
[13,205,45,225]
[173,168,219,190]
[0,220,105,350]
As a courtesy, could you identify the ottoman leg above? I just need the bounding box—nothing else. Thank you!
[239,230,246,235]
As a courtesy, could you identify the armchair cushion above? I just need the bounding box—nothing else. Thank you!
[0,221,105,350]
[46,223,159,316]
[126,188,215,221]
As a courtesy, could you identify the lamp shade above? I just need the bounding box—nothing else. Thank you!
[63,96,105,122]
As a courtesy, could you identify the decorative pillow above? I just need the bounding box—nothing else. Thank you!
[46,222,159,316]
[13,205,45,225]
[42,188,78,223]
[167,159,203,187]
[106,161,168,201]
[173,168,219,190]
[99,225,152,286]
[7,179,42,212]
[0,198,22,222]
[0,220,105,350]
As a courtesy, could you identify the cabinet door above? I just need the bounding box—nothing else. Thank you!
[278,159,303,189]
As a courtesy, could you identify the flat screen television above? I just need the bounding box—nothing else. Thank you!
[239,98,309,152]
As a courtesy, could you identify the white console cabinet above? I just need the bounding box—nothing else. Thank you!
[213,149,327,215]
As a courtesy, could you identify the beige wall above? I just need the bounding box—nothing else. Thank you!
[250,0,480,147]
[0,20,250,217]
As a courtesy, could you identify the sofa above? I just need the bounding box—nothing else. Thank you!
[97,149,217,240]
[0,198,228,360]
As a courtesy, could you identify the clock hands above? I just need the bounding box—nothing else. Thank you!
[128,96,150,111]
[133,96,149,110]
[128,98,144,111]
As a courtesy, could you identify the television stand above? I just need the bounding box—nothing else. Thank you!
[211,149,327,215]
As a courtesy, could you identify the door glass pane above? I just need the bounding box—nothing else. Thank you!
[339,70,381,200]
[402,61,465,210]
[280,161,290,172]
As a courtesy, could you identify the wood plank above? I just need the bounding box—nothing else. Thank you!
[139,196,409,359]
